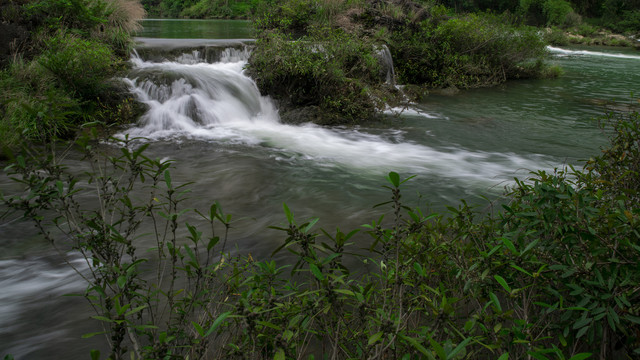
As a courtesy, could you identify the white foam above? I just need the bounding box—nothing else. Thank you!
[547,46,640,60]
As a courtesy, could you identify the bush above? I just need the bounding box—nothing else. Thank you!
[391,12,548,87]
[544,26,570,45]
[0,58,80,145]
[38,31,119,100]
[542,0,574,25]
[248,28,394,123]
[24,0,107,35]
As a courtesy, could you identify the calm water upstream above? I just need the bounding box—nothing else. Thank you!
[2,19,640,359]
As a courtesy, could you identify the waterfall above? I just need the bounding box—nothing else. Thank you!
[376,45,396,85]
[120,45,546,182]
[124,46,279,137]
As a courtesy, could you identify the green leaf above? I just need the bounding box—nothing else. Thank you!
[283,203,294,224]
[398,334,435,360]
[448,337,471,359]
[528,351,550,360]
[116,275,127,289]
[568,353,592,360]
[387,171,400,187]
[91,316,114,323]
[500,237,518,255]
[334,289,355,296]
[576,325,589,339]
[522,239,539,255]
[204,311,231,337]
[489,291,502,312]
[497,353,509,360]
[184,245,198,266]
[368,331,383,346]
[257,321,282,331]
[510,264,532,277]
[429,338,447,360]
[625,315,640,325]
[82,331,105,339]
[124,305,147,317]
[303,218,319,233]
[192,321,205,337]
[309,264,324,281]
[90,349,100,360]
[274,348,285,360]
[164,170,172,189]
[494,275,511,293]
[414,262,425,277]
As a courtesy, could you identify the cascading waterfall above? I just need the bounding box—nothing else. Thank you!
[376,45,396,85]
[121,45,549,183]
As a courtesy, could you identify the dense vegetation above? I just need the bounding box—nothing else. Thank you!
[140,0,640,36]
[2,103,639,359]
[247,0,556,123]
[0,0,144,151]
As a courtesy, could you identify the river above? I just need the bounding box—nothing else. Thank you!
[1,19,639,359]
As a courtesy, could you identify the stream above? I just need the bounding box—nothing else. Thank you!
[1,19,639,359]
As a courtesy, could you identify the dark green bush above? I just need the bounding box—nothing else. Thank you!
[24,0,107,35]
[248,27,393,123]
[391,12,549,88]
[38,32,119,99]
[0,58,80,145]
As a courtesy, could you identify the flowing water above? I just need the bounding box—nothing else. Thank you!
[2,19,640,358]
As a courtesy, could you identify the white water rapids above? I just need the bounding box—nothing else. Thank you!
[122,47,548,185]
[547,45,640,60]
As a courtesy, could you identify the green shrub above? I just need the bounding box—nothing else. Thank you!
[38,31,119,99]
[613,9,640,33]
[544,26,570,45]
[519,0,576,26]
[24,0,107,35]
[253,0,317,35]
[0,58,80,146]
[542,0,574,25]
[248,28,392,123]
[391,12,548,87]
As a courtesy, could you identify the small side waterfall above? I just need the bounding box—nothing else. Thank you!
[376,45,396,85]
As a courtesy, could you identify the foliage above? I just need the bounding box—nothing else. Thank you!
[181,0,261,18]
[24,0,108,35]
[391,12,549,88]
[0,0,144,151]
[3,106,640,359]
[249,0,552,122]
[248,27,394,123]
[39,32,119,99]
[0,58,80,144]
